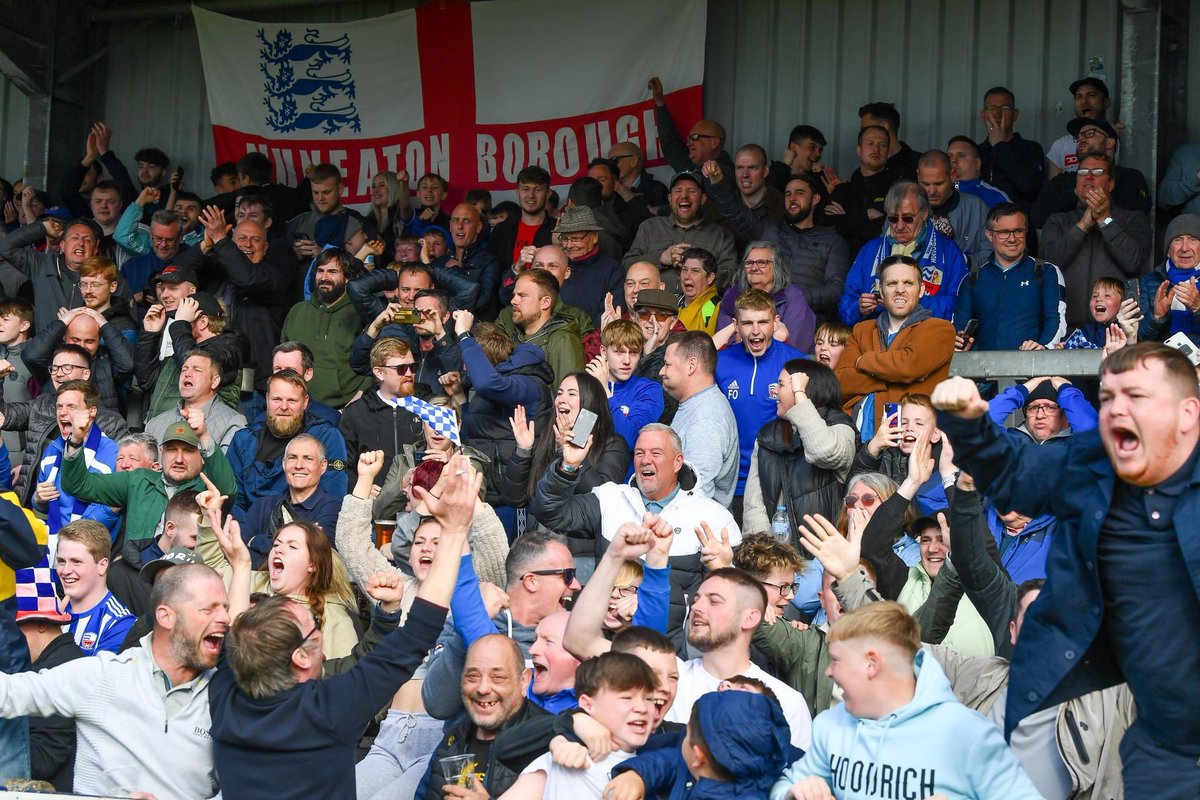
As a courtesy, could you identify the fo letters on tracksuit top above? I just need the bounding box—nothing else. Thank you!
[715,338,804,496]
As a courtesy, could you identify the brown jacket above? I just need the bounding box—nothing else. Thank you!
[836,307,955,427]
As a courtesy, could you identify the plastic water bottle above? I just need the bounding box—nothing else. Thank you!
[771,505,791,542]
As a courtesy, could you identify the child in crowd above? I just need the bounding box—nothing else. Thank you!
[604,676,794,800]
[812,321,851,370]
[501,651,657,799]
[1060,277,1140,349]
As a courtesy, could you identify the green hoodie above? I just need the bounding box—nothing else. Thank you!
[280,293,372,408]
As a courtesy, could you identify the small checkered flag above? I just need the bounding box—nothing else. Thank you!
[399,396,461,447]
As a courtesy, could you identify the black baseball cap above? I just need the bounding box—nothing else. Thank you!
[1066,117,1118,140]
[1068,77,1109,98]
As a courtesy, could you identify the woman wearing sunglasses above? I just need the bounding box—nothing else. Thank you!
[742,359,855,547]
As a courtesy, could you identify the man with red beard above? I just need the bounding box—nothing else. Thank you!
[226,369,348,523]
[932,345,1200,798]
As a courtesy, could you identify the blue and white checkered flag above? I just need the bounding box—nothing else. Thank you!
[399,396,461,446]
[1060,329,1100,350]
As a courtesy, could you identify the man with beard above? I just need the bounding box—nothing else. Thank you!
[226,369,348,522]
[349,288,464,395]
[145,350,247,453]
[175,207,294,402]
[420,634,554,800]
[705,163,850,319]
[0,561,234,798]
[62,411,236,568]
[0,216,105,332]
[664,567,811,748]
[138,289,243,418]
[339,337,423,479]
[507,268,584,390]
[623,173,737,293]
[281,248,371,408]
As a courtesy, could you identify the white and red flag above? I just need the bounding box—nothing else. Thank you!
[193,0,706,204]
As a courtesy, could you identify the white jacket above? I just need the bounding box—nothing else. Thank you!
[0,633,218,798]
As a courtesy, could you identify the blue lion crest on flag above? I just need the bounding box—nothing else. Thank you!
[258,28,361,135]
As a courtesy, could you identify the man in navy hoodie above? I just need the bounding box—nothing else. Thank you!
[210,453,477,800]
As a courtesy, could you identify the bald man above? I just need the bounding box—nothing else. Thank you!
[433,202,501,316]
[174,206,296,397]
[22,307,133,412]
[497,245,592,340]
[607,142,669,211]
[648,76,735,179]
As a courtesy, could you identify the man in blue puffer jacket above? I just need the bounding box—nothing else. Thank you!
[225,370,348,521]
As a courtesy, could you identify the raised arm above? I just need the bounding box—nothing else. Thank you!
[563,522,653,660]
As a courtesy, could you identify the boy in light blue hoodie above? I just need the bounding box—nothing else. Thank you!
[771,602,1042,800]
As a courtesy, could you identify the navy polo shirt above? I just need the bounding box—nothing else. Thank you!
[1096,443,1200,749]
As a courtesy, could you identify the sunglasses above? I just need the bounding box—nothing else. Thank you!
[636,309,675,322]
[688,133,720,142]
[379,363,416,376]
[1076,168,1110,177]
[845,493,879,508]
[527,568,577,585]
[886,214,917,225]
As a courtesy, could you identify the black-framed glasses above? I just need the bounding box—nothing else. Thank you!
[49,364,86,376]
[988,227,1027,239]
[1026,403,1060,417]
[527,568,577,585]
[380,362,415,376]
[887,213,917,225]
[612,585,639,598]
[761,580,800,598]
[688,133,720,142]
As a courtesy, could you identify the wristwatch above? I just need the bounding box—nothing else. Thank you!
[1098,216,1114,229]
